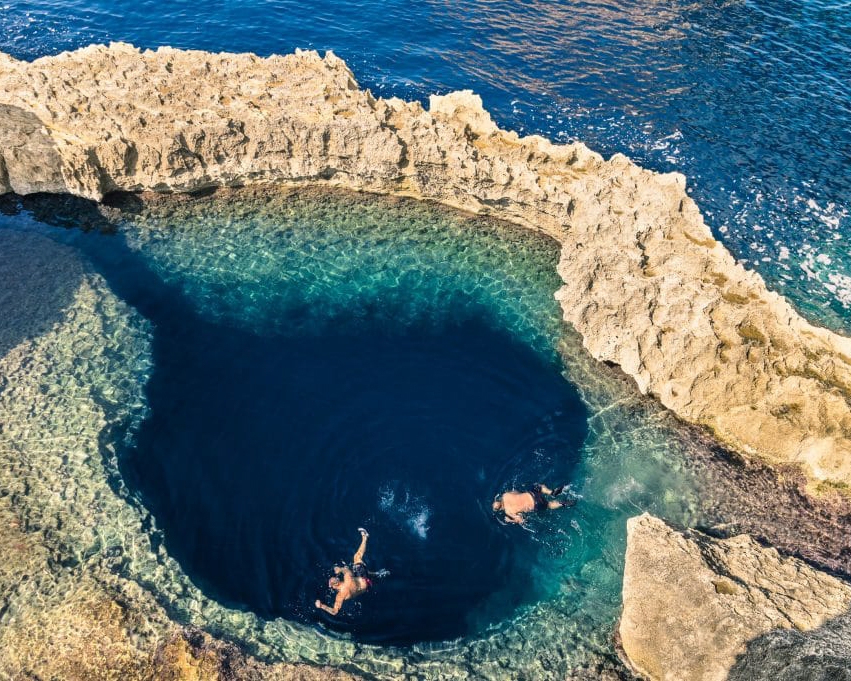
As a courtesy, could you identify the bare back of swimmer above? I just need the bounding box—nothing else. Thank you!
[492,483,573,524]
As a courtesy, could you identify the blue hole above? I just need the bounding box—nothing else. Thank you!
[124,300,587,645]
[17,190,590,646]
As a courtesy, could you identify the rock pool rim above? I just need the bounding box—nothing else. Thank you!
[3,184,851,681]
[14,184,851,582]
[3,43,851,494]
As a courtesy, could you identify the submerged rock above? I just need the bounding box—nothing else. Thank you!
[0,232,358,680]
[1,43,850,491]
[620,514,851,681]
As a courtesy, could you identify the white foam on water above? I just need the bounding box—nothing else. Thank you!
[826,272,851,306]
[408,508,431,540]
[378,484,395,511]
[800,246,851,310]
[377,482,431,539]
[604,476,645,508]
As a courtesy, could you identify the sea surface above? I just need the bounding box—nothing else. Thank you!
[2,0,850,332]
[1,1,850,678]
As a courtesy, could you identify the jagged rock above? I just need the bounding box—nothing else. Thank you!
[1,43,850,490]
[619,514,851,681]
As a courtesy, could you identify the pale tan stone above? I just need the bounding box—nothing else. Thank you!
[620,514,851,681]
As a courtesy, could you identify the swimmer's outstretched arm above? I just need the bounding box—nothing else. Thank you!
[315,592,345,616]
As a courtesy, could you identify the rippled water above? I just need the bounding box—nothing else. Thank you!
[105,193,590,646]
[2,0,849,332]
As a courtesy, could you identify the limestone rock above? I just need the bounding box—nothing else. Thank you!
[0,491,355,681]
[1,43,851,489]
[619,514,851,681]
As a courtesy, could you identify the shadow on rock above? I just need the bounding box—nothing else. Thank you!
[727,607,851,681]
[0,104,66,195]
[0,192,130,358]
[0,228,84,358]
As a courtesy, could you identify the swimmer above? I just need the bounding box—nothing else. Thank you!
[492,483,573,524]
[315,528,374,616]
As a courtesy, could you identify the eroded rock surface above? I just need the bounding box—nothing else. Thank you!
[1,43,850,489]
[620,514,851,681]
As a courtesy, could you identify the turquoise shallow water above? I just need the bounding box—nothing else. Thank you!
[97,193,592,646]
[2,189,849,677]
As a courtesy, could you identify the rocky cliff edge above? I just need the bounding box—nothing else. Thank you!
[2,43,851,490]
[620,514,851,681]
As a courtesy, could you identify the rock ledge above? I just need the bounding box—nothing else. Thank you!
[2,43,851,489]
[620,514,851,681]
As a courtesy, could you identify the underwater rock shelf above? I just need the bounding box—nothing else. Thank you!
[1,44,851,681]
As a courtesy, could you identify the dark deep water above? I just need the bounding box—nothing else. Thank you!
[124,299,587,645]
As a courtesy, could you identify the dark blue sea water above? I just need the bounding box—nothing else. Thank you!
[2,0,850,332]
[124,282,586,646]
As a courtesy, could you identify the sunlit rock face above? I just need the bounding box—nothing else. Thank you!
[620,515,851,681]
[1,44,851,491]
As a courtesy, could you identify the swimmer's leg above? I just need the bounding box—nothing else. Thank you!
[354,528,369,564]
[548,498,576,510]
[537,484,553,495]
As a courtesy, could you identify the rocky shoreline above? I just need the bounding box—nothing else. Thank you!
[2,44,851,680]
[621,515,851,681]
[2,43,851,492]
